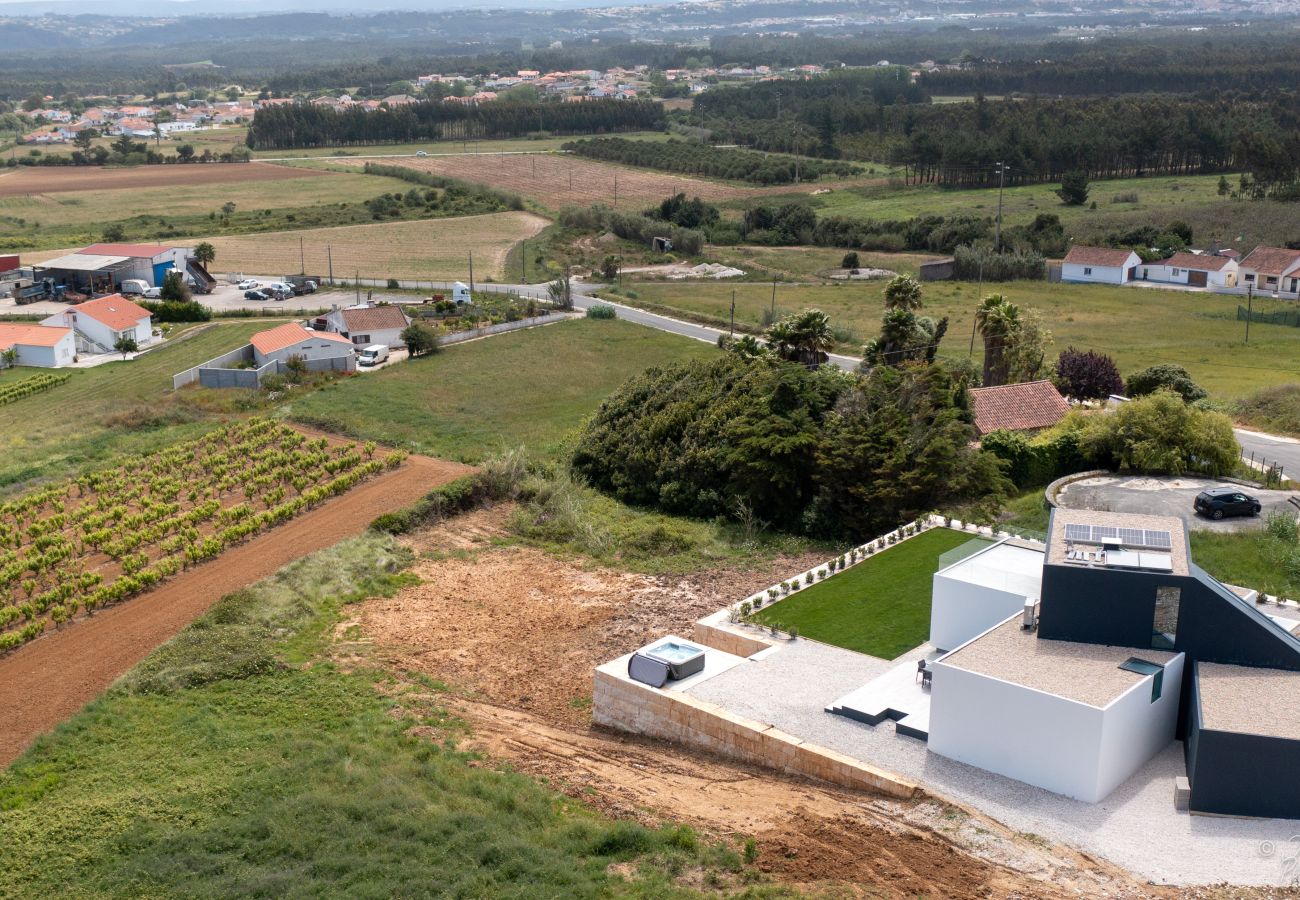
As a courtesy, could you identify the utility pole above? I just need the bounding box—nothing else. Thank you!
[355,270,360,304]
[468,250,475,298]
[969,261,984,358]
[994,161,1009,252]
[521,238,526,283]
[613,173,618,205]
[327,244,334,285]
[730,289,736,338]
[299,236,305,275]
[1245,284,1253,344]
[770,277,777,318]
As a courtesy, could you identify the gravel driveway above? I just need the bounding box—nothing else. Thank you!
[1056,475,1298,532]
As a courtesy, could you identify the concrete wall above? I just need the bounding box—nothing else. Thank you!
[592,668,918,800]
[930,573,1029,653]
[256,339,356,366]
[199,362,272,389]
[174,344,252,388]
[692,616,774,658]
[1094,653,1184,800]
[439,312,570,347]
[929,659,1107,802]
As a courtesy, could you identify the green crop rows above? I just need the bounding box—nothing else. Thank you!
[0,372,71,407]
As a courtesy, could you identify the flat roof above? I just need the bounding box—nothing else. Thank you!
[36,253,130,272]
[939,614,1177,708]
[939,541,1043,599]
[1047,508,1189,576]
[1198,662,1300,740]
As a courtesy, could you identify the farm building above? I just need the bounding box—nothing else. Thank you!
[33,242,194,295]
[0,323,76,368]
[968,380,1070,437]
[314,304,410,349]
[1236,247,1300,298]
[250,322,355,366]
[1061,246,1141,285]
[1137,252,1237,289]
[42,294,153,353]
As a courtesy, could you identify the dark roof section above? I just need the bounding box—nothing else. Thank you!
[969,380,1070,436]
[1064,246,1138,268]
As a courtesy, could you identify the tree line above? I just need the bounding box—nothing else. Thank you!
[563,137,857,185]
[245,99,665,150]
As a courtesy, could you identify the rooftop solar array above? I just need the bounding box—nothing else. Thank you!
[1063,523,1173,550]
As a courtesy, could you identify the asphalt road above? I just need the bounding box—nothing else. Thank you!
[1234,428,1300,479]
[1056,475,1297,533]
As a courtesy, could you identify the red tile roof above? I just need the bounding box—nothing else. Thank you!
[0,323,72,349]
[969,380,1070,436]
[81,242,172,259]
[338,305,409,333]
[1163,251,1234,272]
[1239,246,1300,276]
[73,294,150,331]
[250,323,351,356]
[1064,246,1139,268]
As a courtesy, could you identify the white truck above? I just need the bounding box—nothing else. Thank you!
[357,344,390,367]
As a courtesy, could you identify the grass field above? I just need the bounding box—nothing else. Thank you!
[613,277,1300,399]
[803,173,1292,252]
[0,320,287,490]
[1189,530,1300,599]
[751,528,982,659]
[0,534,743,897]
[167,211,548,282]
[288,317,716,462]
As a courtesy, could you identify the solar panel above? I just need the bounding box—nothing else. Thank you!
[1093,525,1119,540]
[1118,527,1146,547]
[1144,530,1172,549]
[1065,524,1092,542]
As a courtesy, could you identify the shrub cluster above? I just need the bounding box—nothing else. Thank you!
[565,137,857,185]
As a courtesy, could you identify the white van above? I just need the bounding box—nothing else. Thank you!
[357,343,390,367]
[119,279,149,296]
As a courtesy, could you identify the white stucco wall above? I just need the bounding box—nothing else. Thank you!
[256,339,354,366]
[1062,262,1131,285]
[13,331,76,367]
[930,575,1031,653]
[1093,653,1184,800]
[347,326,406,349]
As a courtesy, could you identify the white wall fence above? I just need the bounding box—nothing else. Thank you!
[438,311,571,347]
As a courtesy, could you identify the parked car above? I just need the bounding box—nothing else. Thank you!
[244,289,269,301]
[1194,487,1262,520]
[143,286,163,299]
[356,343,390,367]
[415,150,428,157]
[237,279,260,290]
[268,281,295,296]
[119,279,149,296]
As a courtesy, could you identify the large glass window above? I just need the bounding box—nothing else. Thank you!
[1120,657,1165,702]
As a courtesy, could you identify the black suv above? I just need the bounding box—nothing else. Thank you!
[1194,487,1262,519]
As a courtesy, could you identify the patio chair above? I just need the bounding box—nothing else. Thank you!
[921,668,933,690]
[915,658,928,683]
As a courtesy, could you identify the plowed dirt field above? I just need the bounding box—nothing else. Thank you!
[0,162,331,197]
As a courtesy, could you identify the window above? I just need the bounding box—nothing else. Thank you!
[1171,268,1180,275]
[1244,273,1255,282]
[1083,267,1093,276]
[1152,586,1180,650]
[1120,657,1165,702]
[352,334,370,344]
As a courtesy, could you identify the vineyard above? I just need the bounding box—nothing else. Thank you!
[0,372,71,407]
[0,419,404,653]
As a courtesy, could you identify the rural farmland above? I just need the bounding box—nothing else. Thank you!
[176,211,549,281]
[0,162,332,197]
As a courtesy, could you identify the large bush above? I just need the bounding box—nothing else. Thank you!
[1054,347,1123,400]
[1125,364,1207,403]
[1080,390,1238,476]
[981,419,1087,488]
[952,244,1045,281]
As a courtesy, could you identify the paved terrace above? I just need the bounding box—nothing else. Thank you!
[684,632,1293,886]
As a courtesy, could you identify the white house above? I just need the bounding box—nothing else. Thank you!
[43,294,153,353]
[929,540,1043,652]
[250,322,355,366]
[1236,247,1300,298]
[313,304,410,349]
[0,323,76,368]
[1137,251,1237,289]
[1061,246,1141,285]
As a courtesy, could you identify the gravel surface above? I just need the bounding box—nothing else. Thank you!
[1057,475,1298,533]
[686,637,1293,887]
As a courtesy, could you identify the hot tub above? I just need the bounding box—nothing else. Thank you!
[645,640,706,680]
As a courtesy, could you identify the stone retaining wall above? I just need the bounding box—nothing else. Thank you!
[593,669,919,800]
[692,618,773,658]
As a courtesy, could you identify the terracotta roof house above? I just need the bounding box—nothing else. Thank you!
[41,293,153,353]
[969,380,1070,436]
[1061,246,1141,285]
[314,304,410,349]
[1238,247,1300,297]
[1137,251,1238,289]
[250,322,353,365]
[0,322,76,367]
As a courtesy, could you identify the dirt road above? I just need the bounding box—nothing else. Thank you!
[0,454,471,767]
[345,507,1177,899]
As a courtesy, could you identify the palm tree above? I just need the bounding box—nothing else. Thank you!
[791,309,834,368]
[882,275,923,311]
[764,318,798,362]
[0,348,17,371]
[192,242,217,268]
[975,294,1020,387]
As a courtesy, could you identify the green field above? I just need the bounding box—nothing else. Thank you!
[800,173,1292,252]
[288,317,716,462]
[752,528,982,659]
[0,320,288,490]
[611,278,1300,399]
[0,534,746,898]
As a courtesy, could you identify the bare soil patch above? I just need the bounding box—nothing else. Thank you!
[0,453,471,767]
[345,509,1178,898]
[0,162,332,197]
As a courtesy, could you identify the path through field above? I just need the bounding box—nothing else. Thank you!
[0,162,331,197]
[0,453,472,767]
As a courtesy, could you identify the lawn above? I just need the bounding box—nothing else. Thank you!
[0,533,742,897]
[751,528,983,660]
[288,317,717,462]
[614,277,1300,399]
[805,173,1295,252]
[0,319,288,490]
[1189,530,1300,600]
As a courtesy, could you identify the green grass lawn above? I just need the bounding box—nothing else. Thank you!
[613,277,1300,399]
[1189,530,1300,599]
[0,534,750,897]
[0,320,288,490]
[752,528,983,660]
[288,317,716,462]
